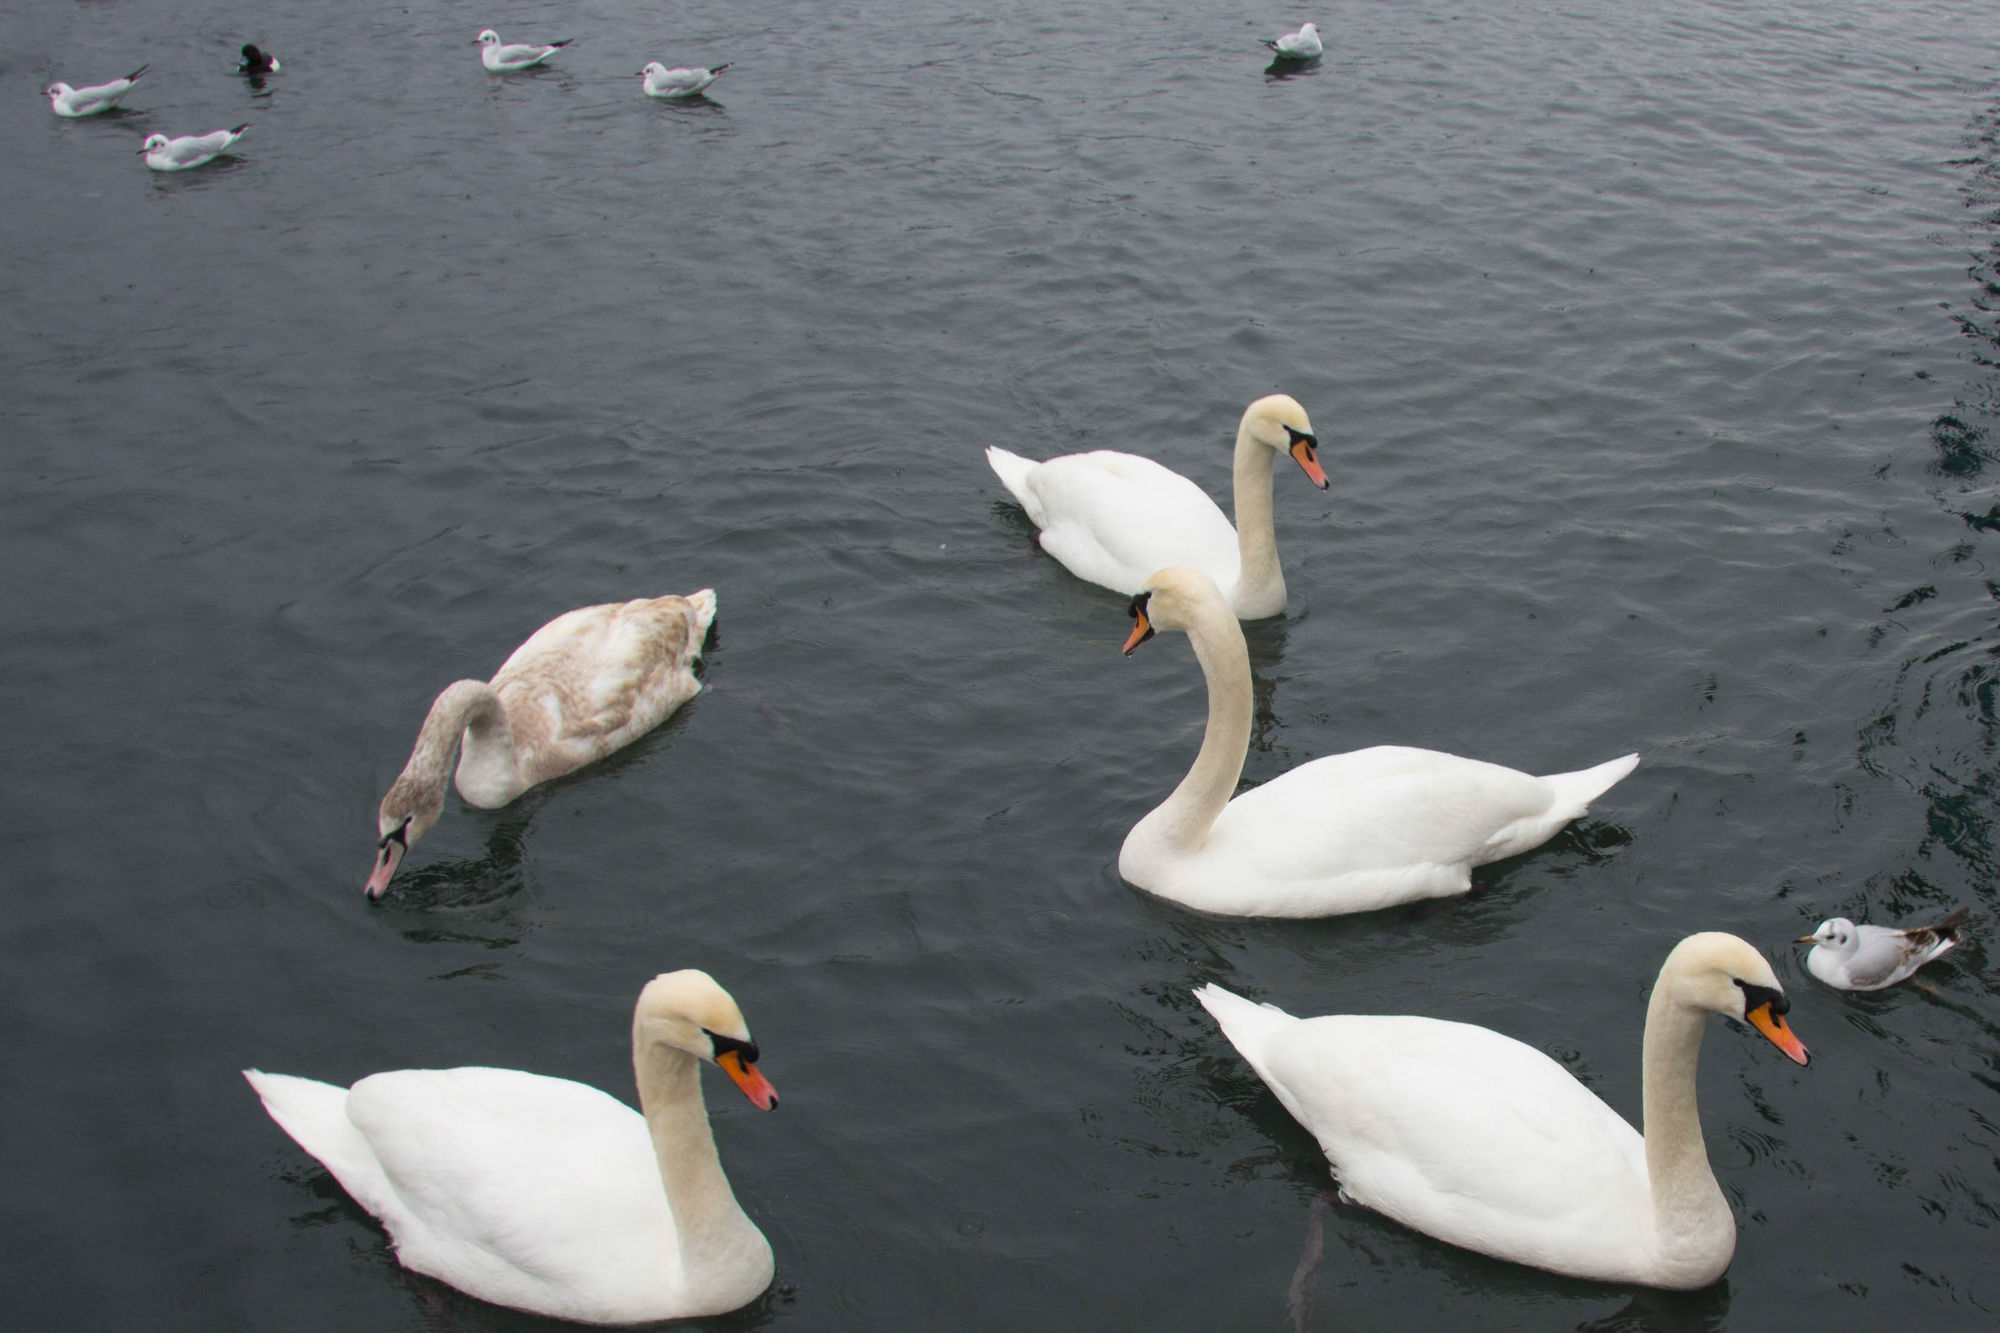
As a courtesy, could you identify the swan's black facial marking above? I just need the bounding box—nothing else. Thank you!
[377,816,412,854]
[1282,424,1319,451]
[1734,979,1788,1017]
[705,1029,761,1065]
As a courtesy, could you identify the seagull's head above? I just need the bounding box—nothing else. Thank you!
[475,30,500,46]
[638,62,666,78]
[1799,917,1858,953]
[138,133,169,153]
[45,82,73,99]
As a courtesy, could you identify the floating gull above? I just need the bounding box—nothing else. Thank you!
[638,61,730,99]
[45,66,149,117]
[1798,906,1970,990]
[140,125,248,172]
[1264,22,1323,60]
[476,29,573,71]
[239,44,281,75]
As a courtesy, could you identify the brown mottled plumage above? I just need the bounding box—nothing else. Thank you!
[365,591,716,897]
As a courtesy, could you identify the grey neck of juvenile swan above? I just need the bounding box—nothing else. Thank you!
[633,1034,754,1268]
[1230,423,1285,618]
[1639,968,1732,1275]
[394,680,516,802]
[1149,598,1253,853]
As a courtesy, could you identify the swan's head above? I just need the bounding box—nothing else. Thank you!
[475,30,501,46]
[1797,917,1857,954]
[1240,393,1328,489]
[635,970,779,1109]
[1659,932,1809,1066]
[1123,566,1231,654]
[365,779,444,900]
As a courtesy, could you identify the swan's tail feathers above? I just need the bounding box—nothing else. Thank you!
[1541,752,1640,820]
[243,1070,398,1216]
[1194,984,1297,1081]
[984,446,1046,524]
[126,64,151,83]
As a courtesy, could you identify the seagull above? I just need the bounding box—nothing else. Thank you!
[1798,906,1970,991]
[1264,22,1323,60]
[239,44,281,74]
[638,61,730,99]
[476,29,573,71]
[139,125,249,172]
[45,66,149,117]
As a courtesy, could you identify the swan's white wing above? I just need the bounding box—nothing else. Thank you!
[1019,450,1240,596]
[344,1068,681,1318]
[492,596,705,746]
[1204,747,1561,909]
[1261,1015,1652,1276]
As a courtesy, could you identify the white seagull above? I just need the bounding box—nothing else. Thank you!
[45,66,149,117]
[476,29,573,71]
[639,61,731,99]
[1798,906,1969,990]
[139,125,248,172]
[1264,22,1323,60]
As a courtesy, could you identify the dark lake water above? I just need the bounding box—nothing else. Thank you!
[6,0,1999,1328]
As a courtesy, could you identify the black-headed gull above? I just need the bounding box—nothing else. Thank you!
[1264,22,1323,60]
[475,29,573,71]
[45,66,149,117]
[140,125,249,172]
[239,44,281,75]
[1798,906,1970,990]
[638,61,730,99]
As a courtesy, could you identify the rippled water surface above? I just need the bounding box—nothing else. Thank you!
[6,0,2000,1327]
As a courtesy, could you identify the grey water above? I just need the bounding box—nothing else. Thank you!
[5,0,1998,1327]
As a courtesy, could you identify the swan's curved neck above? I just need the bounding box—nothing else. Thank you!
[1145,601,1253,853]
[1230,425,1284,614]
[398,679,520,805]
[633,1039,757,1268]
[1639,979,1730,1262]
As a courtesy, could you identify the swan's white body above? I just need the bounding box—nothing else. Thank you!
[1118,568,1637,917]
[1266,23,1323,59]
[640,61,729,98]
[366,590,716,896]
[246,970,777,1324]
[1800,907,1968,990]
[140,125,248,171]
[46,66,148,117]
[477,30,572,71]
[987,394,1328,620]
[1195,933,1810,1289]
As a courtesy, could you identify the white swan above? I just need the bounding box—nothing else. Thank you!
[1195,932,1811,1289]
[245,969,778,1323]
[1118,567,1638,916]
[365,590,716,898]
[986,394,1328,620]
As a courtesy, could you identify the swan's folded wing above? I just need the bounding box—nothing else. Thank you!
[345,1068,681,1308]
[1265,1016,1651,1272]
[1025,450,1241,595]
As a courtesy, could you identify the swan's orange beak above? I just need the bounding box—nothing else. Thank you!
[1290,435,1329,489]
[1747,1001,1809,1066]
[717,1049,779,1110]
[1123,599,1155,656]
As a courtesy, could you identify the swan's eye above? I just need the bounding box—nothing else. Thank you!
[705,1029,760,1064]
[1733,978,1788,1016]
